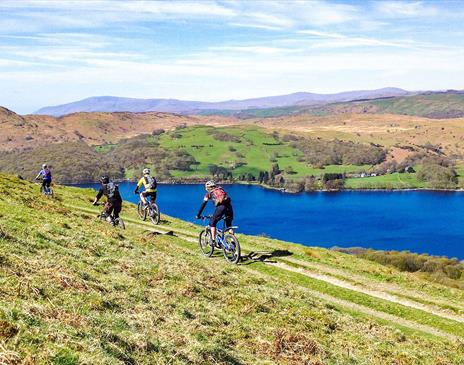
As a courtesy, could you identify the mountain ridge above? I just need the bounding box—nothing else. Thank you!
[34,87,411,116]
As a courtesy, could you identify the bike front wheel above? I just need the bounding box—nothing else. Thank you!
[223,234,241,264]
[149,203,160,225]
[137,202,147,220]
[199,229,214,257]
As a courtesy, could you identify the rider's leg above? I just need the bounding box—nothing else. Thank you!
[225,201,234,234]
[209,205,226,241]
[105,202,114,223]
[210,226,217,241]
[140,192,148,206]
[113,200,122,219]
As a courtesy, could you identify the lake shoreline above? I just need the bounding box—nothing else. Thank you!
[68,177,464,194]
[74,181,464,259]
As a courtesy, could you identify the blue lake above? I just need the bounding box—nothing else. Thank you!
[77,182,464,259]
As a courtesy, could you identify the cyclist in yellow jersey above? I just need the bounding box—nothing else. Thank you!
[134,168,157,207]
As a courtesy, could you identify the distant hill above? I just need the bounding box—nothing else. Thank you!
[206,90,464,119]
[315,91,464,119]
[34,88,411,116]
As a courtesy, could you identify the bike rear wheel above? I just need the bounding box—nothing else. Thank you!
[199,229,214,257]
[223,234,240,264]
[137,202,147,220]
[148,203,160,225]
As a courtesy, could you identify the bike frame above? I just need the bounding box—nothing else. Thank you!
[206,217,237,251]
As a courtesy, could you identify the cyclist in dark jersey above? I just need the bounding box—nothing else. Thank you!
[92,176,123,223]
[196,180,234,243]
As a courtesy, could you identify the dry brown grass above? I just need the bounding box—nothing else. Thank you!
[271,329,323,364]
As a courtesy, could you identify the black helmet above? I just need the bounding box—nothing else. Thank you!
[100,176,109,184]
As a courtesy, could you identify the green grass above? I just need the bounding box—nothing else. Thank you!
[158,125,370,179]
[1,173,464,363]
[345,172,424,189]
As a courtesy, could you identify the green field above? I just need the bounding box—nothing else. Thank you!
[158,126,369,178]
[1,173,464,363]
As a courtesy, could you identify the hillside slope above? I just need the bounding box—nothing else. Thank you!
[0,107,235,152]
[0,173,463,364]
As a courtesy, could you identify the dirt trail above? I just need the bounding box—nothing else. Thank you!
[280,256,464,317]
[269,261,464,324]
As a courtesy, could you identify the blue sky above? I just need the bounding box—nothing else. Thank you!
[1,0,464,113]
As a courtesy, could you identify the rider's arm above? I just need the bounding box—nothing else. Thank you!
[93,187,104,205]
[135,178,143,194]
[35,170,43,180]
[196,194,209,218]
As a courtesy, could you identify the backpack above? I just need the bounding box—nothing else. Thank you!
[106,182,118,199]
[212,187,228,205]
[144,176,157,190]
[43,168,51,179]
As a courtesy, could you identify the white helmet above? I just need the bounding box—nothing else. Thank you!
[42,163,47,169]
[143,168,150,175]
[205,180,216,191]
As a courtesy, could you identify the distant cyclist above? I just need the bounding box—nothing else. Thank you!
[134,168,157,207]
[92,176,122,224]
[196,180,234,243]
[35,163,52,192]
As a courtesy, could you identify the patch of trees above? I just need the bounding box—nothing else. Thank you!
[207,129,241,143]
[336,248,464,289]
[208,164,233,180]
[291,138,386,166]
[417,163,458,188]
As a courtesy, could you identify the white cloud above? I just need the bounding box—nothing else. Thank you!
[375,1,439,17]
[1,0,464,113]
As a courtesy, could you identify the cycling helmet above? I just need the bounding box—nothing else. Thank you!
[205,180,216,191]
[100,176,109,184]
[42,163,47,169]
[143,168,150,175]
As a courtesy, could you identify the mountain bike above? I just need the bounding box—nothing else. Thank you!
[197,215,241,264]
[137,196,160,225]
[94,203,125,229]
[37,181,53,197]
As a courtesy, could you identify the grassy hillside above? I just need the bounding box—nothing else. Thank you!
[1,173,464,364]
[1,124,462,190]
[0,126,380,183]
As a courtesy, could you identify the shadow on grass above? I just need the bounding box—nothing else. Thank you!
[240,249,293,265]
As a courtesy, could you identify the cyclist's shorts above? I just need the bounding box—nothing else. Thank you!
[141,191,157,201]
[210,200,233,228]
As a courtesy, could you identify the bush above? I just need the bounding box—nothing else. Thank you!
[337,248,464,289]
